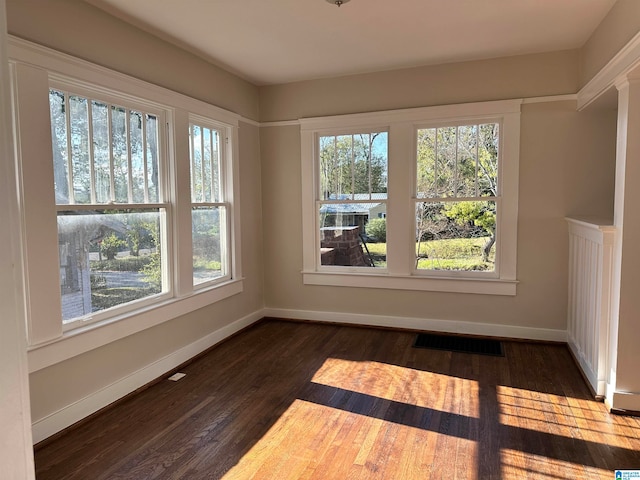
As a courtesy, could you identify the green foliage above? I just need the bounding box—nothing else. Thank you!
[91,256,153,272]
[193,258,222,272]
[365,218,386,242]
[417,237,486,259]
[90,273,107,289]
[417,236,494,271]
[416,257,493,271]
[100,233,126,260]
[444,201,496,234]
[126,221,154,256]
[141,253,162,288]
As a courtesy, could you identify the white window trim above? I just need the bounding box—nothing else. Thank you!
[188,114,234,289]
[300,100,521,295]
[9,37,244,371]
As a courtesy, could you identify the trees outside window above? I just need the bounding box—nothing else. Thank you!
[415,123,500,272]
[49,88,167,322]
[301,100,520,295]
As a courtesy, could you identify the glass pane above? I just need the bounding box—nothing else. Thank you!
[211,130,221,203]
[130,111,145,203]
[190,125,202,202]
[69,96,91,203]
[456,125,478,198]
[478,123,499,196]
[202,127,212,203]
[318,203,386,267]
[92,101,111,203]
[417,123,499,199]
[319,132,388,201]
[416,128,435,197]
[192,206,226,285]
[49,90,70,204]
[57,209,165,323]
[415,200,496,272]
[435,127,456,197]
[111,106,129,203]
[146,114,159,203]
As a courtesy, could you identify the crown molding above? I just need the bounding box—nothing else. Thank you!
[578,31,640,110]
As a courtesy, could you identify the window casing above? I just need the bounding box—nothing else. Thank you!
[49,86,171,327]
[301,100,521,295]
[189,119,231,287]
[10,40,243,363]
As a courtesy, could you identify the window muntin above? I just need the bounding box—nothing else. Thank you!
[189,123,229,286]
[415,122,500,275]
[300,100,520,295]
[49,88,169,325]
[317,131,388,269]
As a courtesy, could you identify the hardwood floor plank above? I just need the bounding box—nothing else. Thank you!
[35,320,640,480]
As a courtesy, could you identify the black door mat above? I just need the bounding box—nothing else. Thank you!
[413,333,504,357]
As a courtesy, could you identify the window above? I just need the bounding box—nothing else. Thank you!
[11,43,243,355]
[317,131,388,268]
[301,100,521,295]
[49,88,169,324]
[415,122,499,275]
[189,121,230,286]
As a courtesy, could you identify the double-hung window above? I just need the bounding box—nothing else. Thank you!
[301,100,521,295]
[49,87,170,325]
[189,119,230,286]
[10,42,243,356]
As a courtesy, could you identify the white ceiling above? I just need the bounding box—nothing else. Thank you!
[86,0,617,86]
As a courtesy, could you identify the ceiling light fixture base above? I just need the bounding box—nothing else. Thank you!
[326,0,351,6]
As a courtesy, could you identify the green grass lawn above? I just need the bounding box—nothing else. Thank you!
[363,236,495,271]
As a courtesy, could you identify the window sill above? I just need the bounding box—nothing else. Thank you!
[27,278,244,372]
[302,271,517,295]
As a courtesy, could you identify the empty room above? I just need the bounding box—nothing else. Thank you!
[1,0,640,478]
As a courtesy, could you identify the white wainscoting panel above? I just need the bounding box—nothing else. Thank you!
[566,217,615,397]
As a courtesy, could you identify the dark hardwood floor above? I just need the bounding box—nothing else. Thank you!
[35,319,640,479]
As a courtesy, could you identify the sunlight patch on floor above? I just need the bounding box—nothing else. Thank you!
[311,358,480,417]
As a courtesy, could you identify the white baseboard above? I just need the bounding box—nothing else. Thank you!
[610,391,640,413]
[32,306,568,444]
[263,307,568,342]
[32,309,263,444]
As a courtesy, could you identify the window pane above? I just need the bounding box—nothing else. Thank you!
[57,209,165,323]
[415,200,496,272]
[49,90,70,204]
[192,206,225,285]
[190,124,222,204]
[319,203,386,267]
[417,123,499,199]
[146,114,159,203]
[130,111,145,203]
[319,132,388,201]
[478,123,499,196]
[111,106,129,203]
[69,96,91,203]
[436,126,456,197]
[456,124,478,198]
[92,101,111,203]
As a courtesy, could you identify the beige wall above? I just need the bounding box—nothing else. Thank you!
[7,2,264,425]
[580,0,640,88]
[6,0,631,435]
[6,0,260,120]
[260,99,616,332]
[259,50,579,122]
[29,120,263,423]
